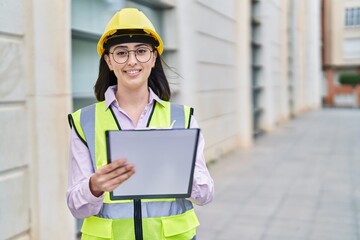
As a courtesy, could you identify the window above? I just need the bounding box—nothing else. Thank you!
[345,7,360,27]
[343,38,360,59]
[71,0,125,111]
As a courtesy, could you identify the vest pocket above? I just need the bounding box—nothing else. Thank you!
[161,209,200,240]
[81,233,110,240]
[81,216,112,239]
[81,216,136,240]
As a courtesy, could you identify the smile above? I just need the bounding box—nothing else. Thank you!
[125,70,141,75]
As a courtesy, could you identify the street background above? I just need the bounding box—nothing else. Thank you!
[196,108,360,240]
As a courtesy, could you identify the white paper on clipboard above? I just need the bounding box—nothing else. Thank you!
[106,128,200,200]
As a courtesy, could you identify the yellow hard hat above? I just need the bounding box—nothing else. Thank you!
[97,8,164,56]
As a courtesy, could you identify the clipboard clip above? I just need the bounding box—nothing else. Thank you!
[169,120,176,128]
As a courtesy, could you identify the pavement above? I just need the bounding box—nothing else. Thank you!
[194,108,360,240]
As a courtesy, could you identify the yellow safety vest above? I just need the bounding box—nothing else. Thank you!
[68,100,199,240]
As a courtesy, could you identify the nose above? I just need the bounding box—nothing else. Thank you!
[127,51,137,65]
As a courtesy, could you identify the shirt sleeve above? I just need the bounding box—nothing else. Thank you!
[188,116,215,206]
[66,128,104,219]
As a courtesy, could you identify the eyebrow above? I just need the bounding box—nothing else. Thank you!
[116,43,150,49]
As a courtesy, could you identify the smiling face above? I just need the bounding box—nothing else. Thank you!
[104,42,157,92]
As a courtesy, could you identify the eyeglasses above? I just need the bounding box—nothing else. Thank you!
[109,46,153,64]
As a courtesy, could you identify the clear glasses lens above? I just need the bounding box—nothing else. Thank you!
[112,47,152,64]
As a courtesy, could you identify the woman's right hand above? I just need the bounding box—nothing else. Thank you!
[89,159,135,197]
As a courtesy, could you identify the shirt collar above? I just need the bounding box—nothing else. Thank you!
[104,85,166,110]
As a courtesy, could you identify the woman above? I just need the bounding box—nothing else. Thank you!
[67,8,214,240]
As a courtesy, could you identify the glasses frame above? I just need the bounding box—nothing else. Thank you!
[109,46,154,64]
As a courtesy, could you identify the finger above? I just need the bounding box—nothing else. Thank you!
[113,159,128,166]
[92,162,133,191]
[107,163,135,181]
[104,168,136,192]
[92,162,135,192]
[99,159,127,174]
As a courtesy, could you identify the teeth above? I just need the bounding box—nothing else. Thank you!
[127,70,139,74]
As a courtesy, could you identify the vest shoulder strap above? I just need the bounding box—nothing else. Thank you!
[68,107,88,146]
[148,101,193,129]
[68,102,106,166]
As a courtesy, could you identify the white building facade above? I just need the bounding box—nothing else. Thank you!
[0,0,322,239]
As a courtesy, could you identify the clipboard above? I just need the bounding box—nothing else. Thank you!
[105,128,200,200]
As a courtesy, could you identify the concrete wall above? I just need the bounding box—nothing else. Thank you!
[261,0,283,131]
[278,0,289,122]
[0,0,75,239]
[290,0,308,114]
[176,0,249,160]
[236,0,253,148]
[305,0,322,109]
[28,0,75,239]
[0,0,30,239]
[331,0,344,66]
[251,0,322,128]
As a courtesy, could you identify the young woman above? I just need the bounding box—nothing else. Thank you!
[67,8,214,240]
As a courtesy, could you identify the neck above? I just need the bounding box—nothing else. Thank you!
[116,85,149,109]
[115,85,150,126]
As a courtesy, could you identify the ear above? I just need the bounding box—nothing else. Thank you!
[151,51,158,68]
[104,54,113,71]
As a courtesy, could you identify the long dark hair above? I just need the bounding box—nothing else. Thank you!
[94,50,171,101]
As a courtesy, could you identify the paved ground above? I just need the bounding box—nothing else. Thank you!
[195,108,360,240]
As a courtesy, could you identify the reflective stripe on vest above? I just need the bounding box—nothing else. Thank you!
[170,103,185,128]
[98,198,193,219]
[80,104,97,170]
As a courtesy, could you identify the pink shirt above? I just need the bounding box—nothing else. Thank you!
[67,86,214,218]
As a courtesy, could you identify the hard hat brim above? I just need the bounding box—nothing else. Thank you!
[97,29,164,56]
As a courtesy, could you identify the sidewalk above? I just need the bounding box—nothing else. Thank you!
[195,108,360,240]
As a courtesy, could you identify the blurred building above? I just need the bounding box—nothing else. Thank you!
[322,0,360,106]
[0,0,322,239]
